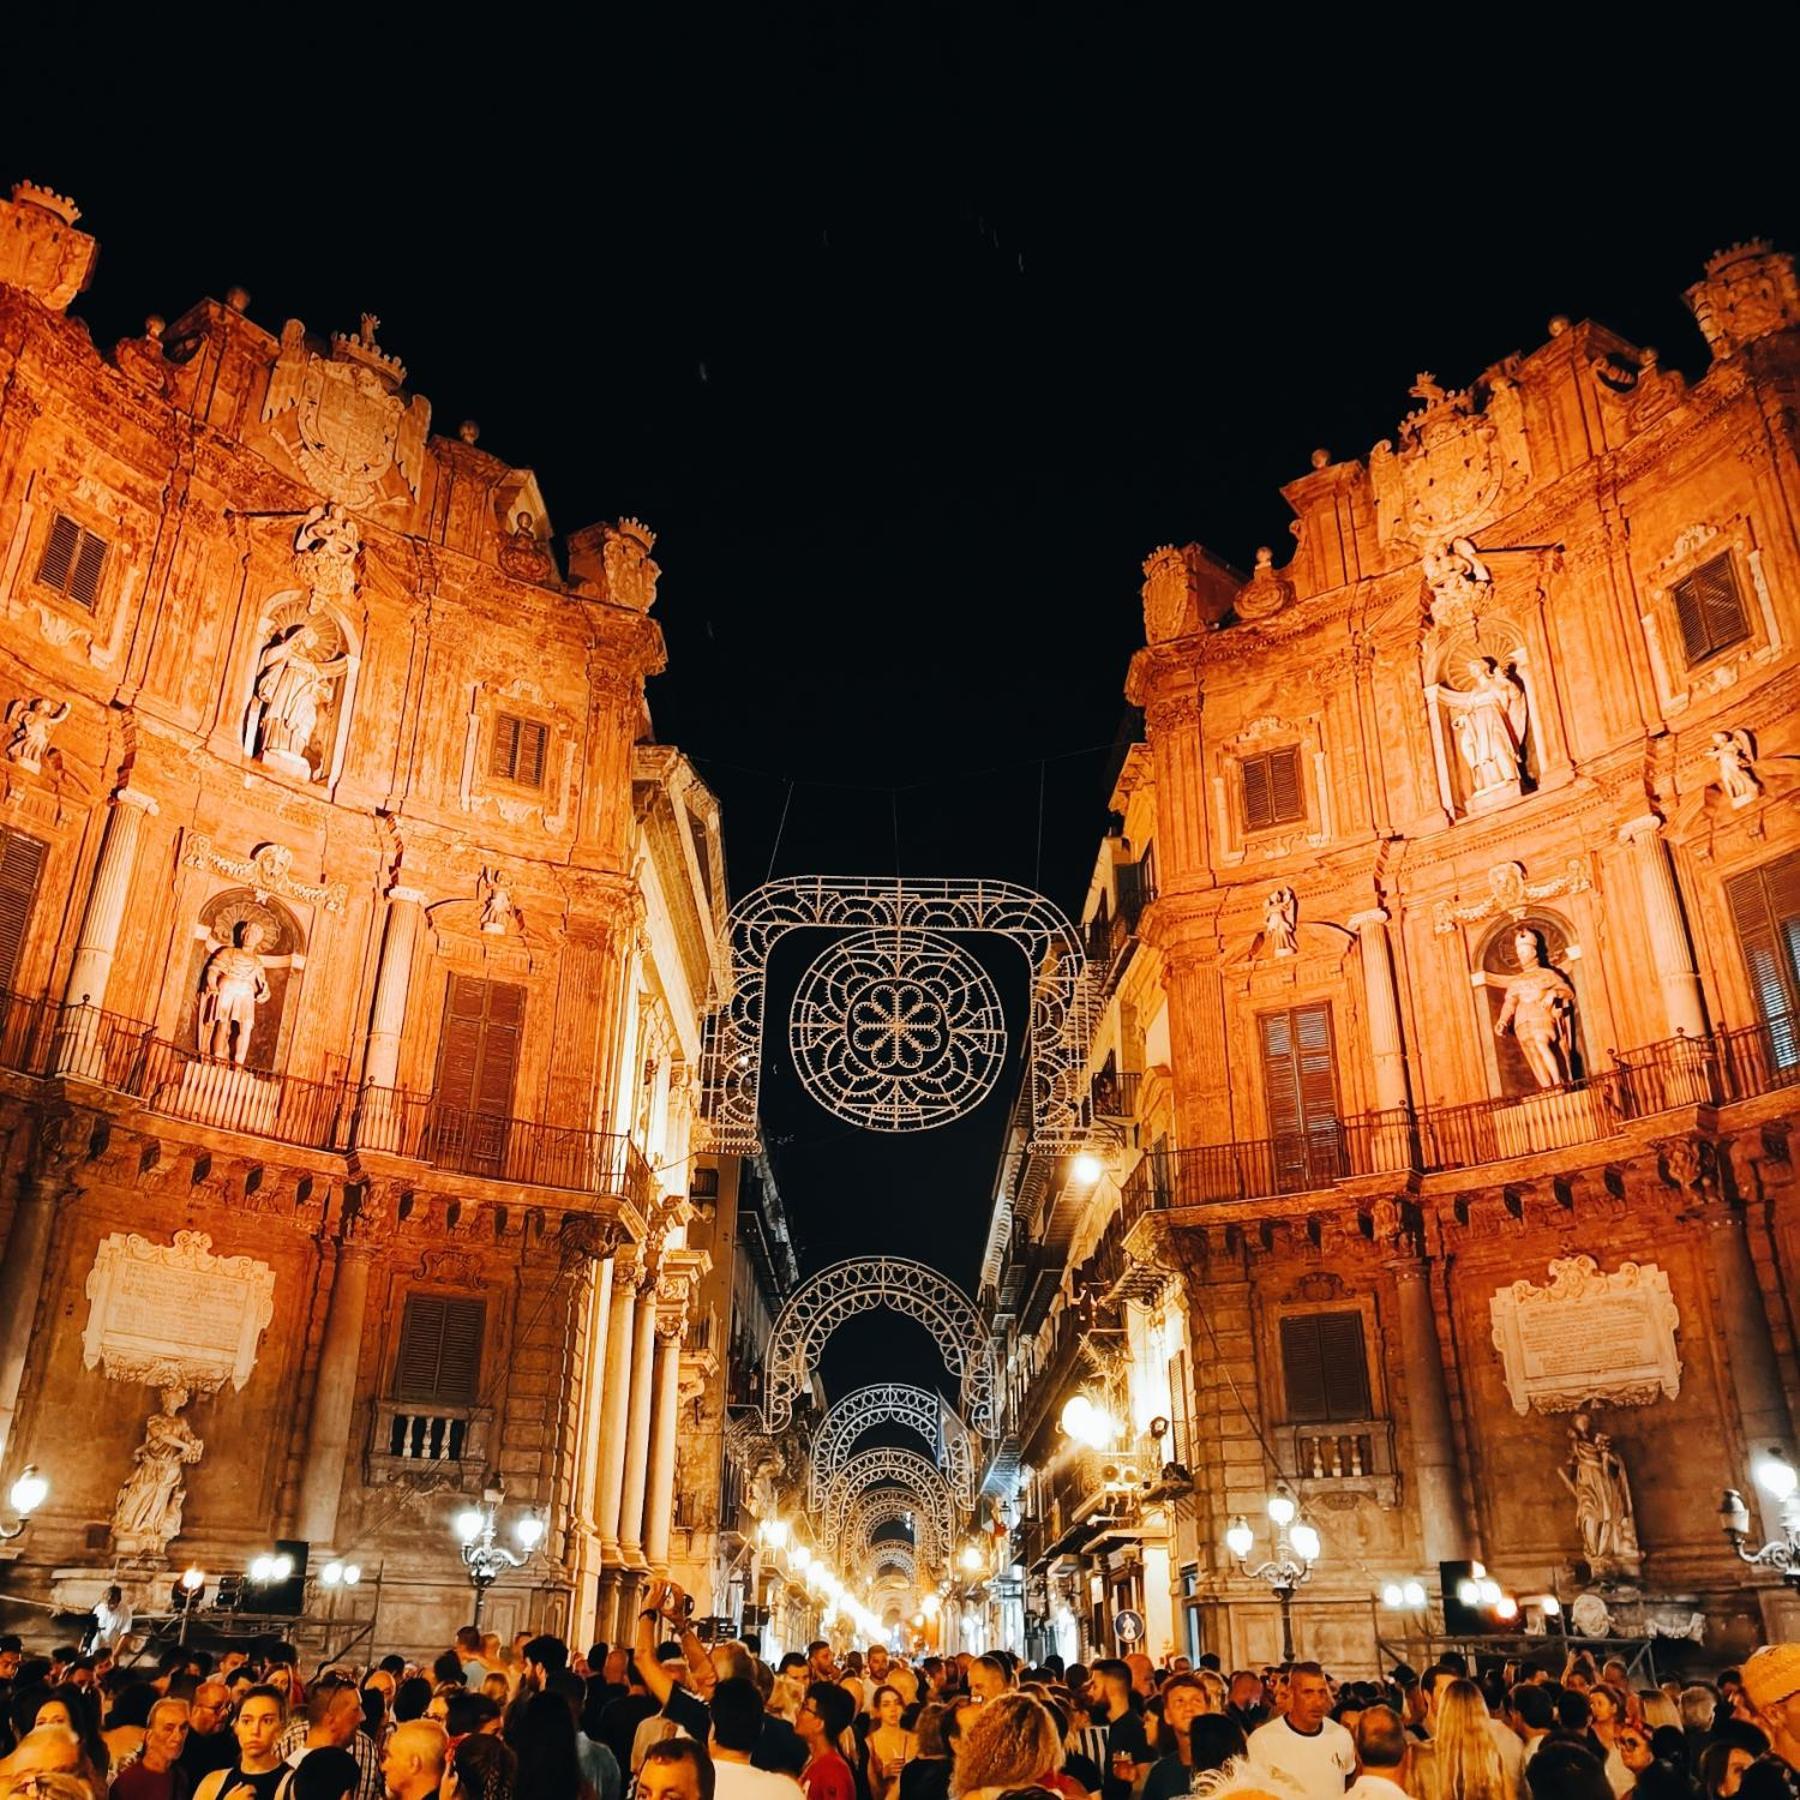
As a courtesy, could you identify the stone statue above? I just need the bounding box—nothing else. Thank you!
[290,502,360,610]
[1557,1407,1641,1578]
[4,696,69,772]
[111,1385,204,1561]
[199,922,272,1065]
[249,621,339,776]
[1493,927,1577,1089]
[1421,536,1492,624]
[1436,657,1528,802]
[479,867,513,936]
[1264,886,1298,956]
[1711,728,1761,808]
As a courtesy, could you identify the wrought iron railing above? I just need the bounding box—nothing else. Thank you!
[0,989,652,1205]
[1092,1068,1142,1118]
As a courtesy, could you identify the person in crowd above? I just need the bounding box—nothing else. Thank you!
[1248,1664,1355,1800]
[948,1692,1063,1800]
[1639,1698,1682,1737]
[1190,1716,1249,1783]
[378,1721,446,1800]
[506,1690,597,1800]
[1143,1676,1211,1800]
[1740,1648,1800,1775]
[1225,1676,1269,1739]
[439,1733,515,1800]
[1526,1743,1614,1800]
[966,1663,1010,1709]
[288,1746,357,1800]
[2,1723,93,1800]
[103,1684,160,1768]
[796,1684,857,1800]
[87,1591,132,1661]
[36,1685,107,1784]
[708,1678,805,1800]
[1347,1707,1411,1800]
[282,1680,379,1800]
[1085,1663,1149,1800]
[639,1739,718,1800]
[1063,1691,1109,1780]
[193,1686,290,1800]
[900,1705,954,1800]
[178,1687,236,1785]
[867,1687,919,1800]
[1698,1741,1759,1800]
[110,1698,190,1800]
[391,1682,431,1728]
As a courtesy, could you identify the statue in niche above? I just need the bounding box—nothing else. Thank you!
[1492,926,1577,1089]
[111,1384,204,1561]
[248,617,346,779]
[1436,656,1529,803]
[1264,886,1298,956]
[199,921,272,1065]
[479,867,515,936]
[1558,1407,1641,1578]
[290,503,360,611]
[4,696,69,772]
[1711,728,1761,808]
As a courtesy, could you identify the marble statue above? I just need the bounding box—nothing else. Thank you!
[199,922,272,1065]
[1265,886,1298,956]
[1558,1407,1641,1577]
[479,868,513,936]
[1493,927,1577,1089]
[249,621,338,776]
[4,696,69,772]
[291,502,360,610]
[1436,656,1529,801]
[1711,728,1761,807]
[111,1385,204,1560]
[1421,536,1492,622]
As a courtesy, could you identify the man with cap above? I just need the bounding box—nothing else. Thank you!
[1741,1646,1800,1776]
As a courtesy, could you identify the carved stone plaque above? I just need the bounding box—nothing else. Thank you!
[83,1231,276,1393]
[1489,1256,1681,1416]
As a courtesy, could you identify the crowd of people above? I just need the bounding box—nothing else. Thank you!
[1,1589,1798,1800]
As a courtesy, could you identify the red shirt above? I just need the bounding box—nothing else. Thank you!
[803,1751,856,1800]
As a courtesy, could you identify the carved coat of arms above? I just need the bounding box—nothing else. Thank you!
[1369,371,1531,546]
[262,314,430,509]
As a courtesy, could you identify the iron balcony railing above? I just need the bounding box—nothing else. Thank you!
[0,989,653,1207]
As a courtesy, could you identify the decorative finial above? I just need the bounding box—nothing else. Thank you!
[1310,447,1329,470]
[1548,315,1570,337]
[226,287,251,313]
[459,420,480,445]
[144,315,164,340]
[11,182,80,224]
[359,312,381,346]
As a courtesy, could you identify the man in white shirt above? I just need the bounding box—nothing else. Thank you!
[90,1586,133,1654]
[1248,1664,1355,1800]
[1344,1708,1411,1800]
[710,1678,805,1800]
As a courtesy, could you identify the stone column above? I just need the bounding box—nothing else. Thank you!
[1392,1259,1469,1563]
[1705,1204,1795,1534]
[1351,908,1413,1170]
[56,787,157,1075]
[293,1236,373,1544]
[569,1253,615,1650]
[357,885,425,1150]
[0,1175,58,1469]
[617,1280,659,1563]
[644,1313,686,1570]
[1620,817,1708,1040]
[595,1267,638,1559]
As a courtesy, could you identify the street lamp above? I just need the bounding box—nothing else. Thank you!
[0,1466,47,1540]
[1226,1489,1319,1662]
[453,1491,545,1626]
[1721,1449,1800,1586]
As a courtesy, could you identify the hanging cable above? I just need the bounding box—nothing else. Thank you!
[764,780,796,887]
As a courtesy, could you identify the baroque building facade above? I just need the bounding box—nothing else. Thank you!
[980,242,1800,1671]
[0,180,727,1653]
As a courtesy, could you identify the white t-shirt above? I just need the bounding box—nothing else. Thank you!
[713,1760,806,1800]
[1248,1715,1356,1800]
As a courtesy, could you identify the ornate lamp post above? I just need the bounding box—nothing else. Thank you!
[0,1466,47,1541]
[1721,1449,1800,1587]
[454,1491,545,1626]
[1225,1489,1320,1662]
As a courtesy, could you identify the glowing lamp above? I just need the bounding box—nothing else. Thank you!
[250,1555,274,1582]
[1071,1152,1104,1185]
[1381,1583,1404,1608]
[1266,1492,1296,1527]
[321,1561,345,1587]
[181,1566,206,1592]
[515,1516,545,1551]
[922,1593,941,1616]
[342,1563,362,1586]
[1289,1522,1321,1564]
[8,1467,48,1516]
[1540,1594,1561,1617]
[960,1544,984,1573]
[791,1546,811,1572]
[454,1509,485,1544]
[1755,1451,1799,1502]
[1494,1595,1519,1622]
[1225,1516,1254,1560]
[1457,1579,1479,1605]
[1402,1581,1427,1608]
[761,1518,790,1550]
[1477,1578,1501,1605]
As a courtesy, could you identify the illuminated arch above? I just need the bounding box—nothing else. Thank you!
[699,876,1097,1155]
[844,1485,943,1575]
[826,1448,955,1563]
[762,1257,998,1436]
[864,1542,917,1589]
[809,1383,977,1508]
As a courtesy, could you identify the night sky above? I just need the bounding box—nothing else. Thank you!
[10,21,1794,1420]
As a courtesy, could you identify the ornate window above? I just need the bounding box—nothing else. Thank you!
[394,1293,486,1405]
[1671,553,1751,667]
[490,713,548,788]
[1279,1310,1370,1421]
[431,976,526,1174]
[1257,1003,1344,1191]
[1239,746,1305,832]
[36,512,108,610]
[0,828,48,995]
[1726,850,1800,1067]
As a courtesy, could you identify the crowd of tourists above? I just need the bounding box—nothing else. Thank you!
[1,1586,1798,1800]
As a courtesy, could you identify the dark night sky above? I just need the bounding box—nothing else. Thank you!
[9,18,1795,1416]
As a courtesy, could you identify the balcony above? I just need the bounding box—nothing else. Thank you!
[0,989,653,1208]
[1083,857,1159,981]
[1092,1068,1142,1119]
[1273,1417,1398,1504]
[1139,1009,1800,1208]
[367,1402,494,1489]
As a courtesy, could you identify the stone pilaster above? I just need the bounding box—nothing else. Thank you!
[595,1265,638,1561]
[1619,816,1707,1040]
[0,1172,60,1469]
[617,1277,659,1562]
[56,787,157,1075]
[293,1233,373,1544]
[1391,1257,1470,1563]
[357,885,424,1148]
[644,1309,686,1570]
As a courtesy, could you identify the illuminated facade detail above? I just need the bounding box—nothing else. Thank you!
[843,1484,945,1576]
[699,876,1095,1154]
[808,1382,977,1508]
[822,1446,955,1565]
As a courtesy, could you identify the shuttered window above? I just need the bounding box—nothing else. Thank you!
[1726,850,1800,1068]
[490,713,548,787]
[1259,1003,1345,1191]
[431,975,525,1174]
[394,1293,486,1404]
[1240,746,1304,832]
[0,830,47,995]
[1671,554,1751,667]
[1280,1310,1371,1422]
[36,513,108,610]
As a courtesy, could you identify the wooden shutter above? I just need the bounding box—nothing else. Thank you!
[434,975,525,1118]
[0,830,47,994]
[36,515,79,594]
[490,714,521,779]
[1673,554,1751,665]
[1728,852,1800,1059]
[1280,1311,1369,1422]
[395,1293,486,1404]
[1241,756,1274,831]
[1261,1003,1341,1189]
[474,981,523,1116]
[1269,746,1304,822]
[69,531,107,610]
[517,720,547,787]
[1260,1010,1303,1140]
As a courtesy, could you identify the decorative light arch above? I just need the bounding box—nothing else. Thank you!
[761,1257,998,1436]
[699,876,1097,1154]
[809,1383,977,1508]
[844,1485,943,1574]
[825,1448,955,1562]
[864,1542,917,1587]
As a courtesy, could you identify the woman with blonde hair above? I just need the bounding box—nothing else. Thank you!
[952,1693,1064,1800]
[1427,1680,1510,1800]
